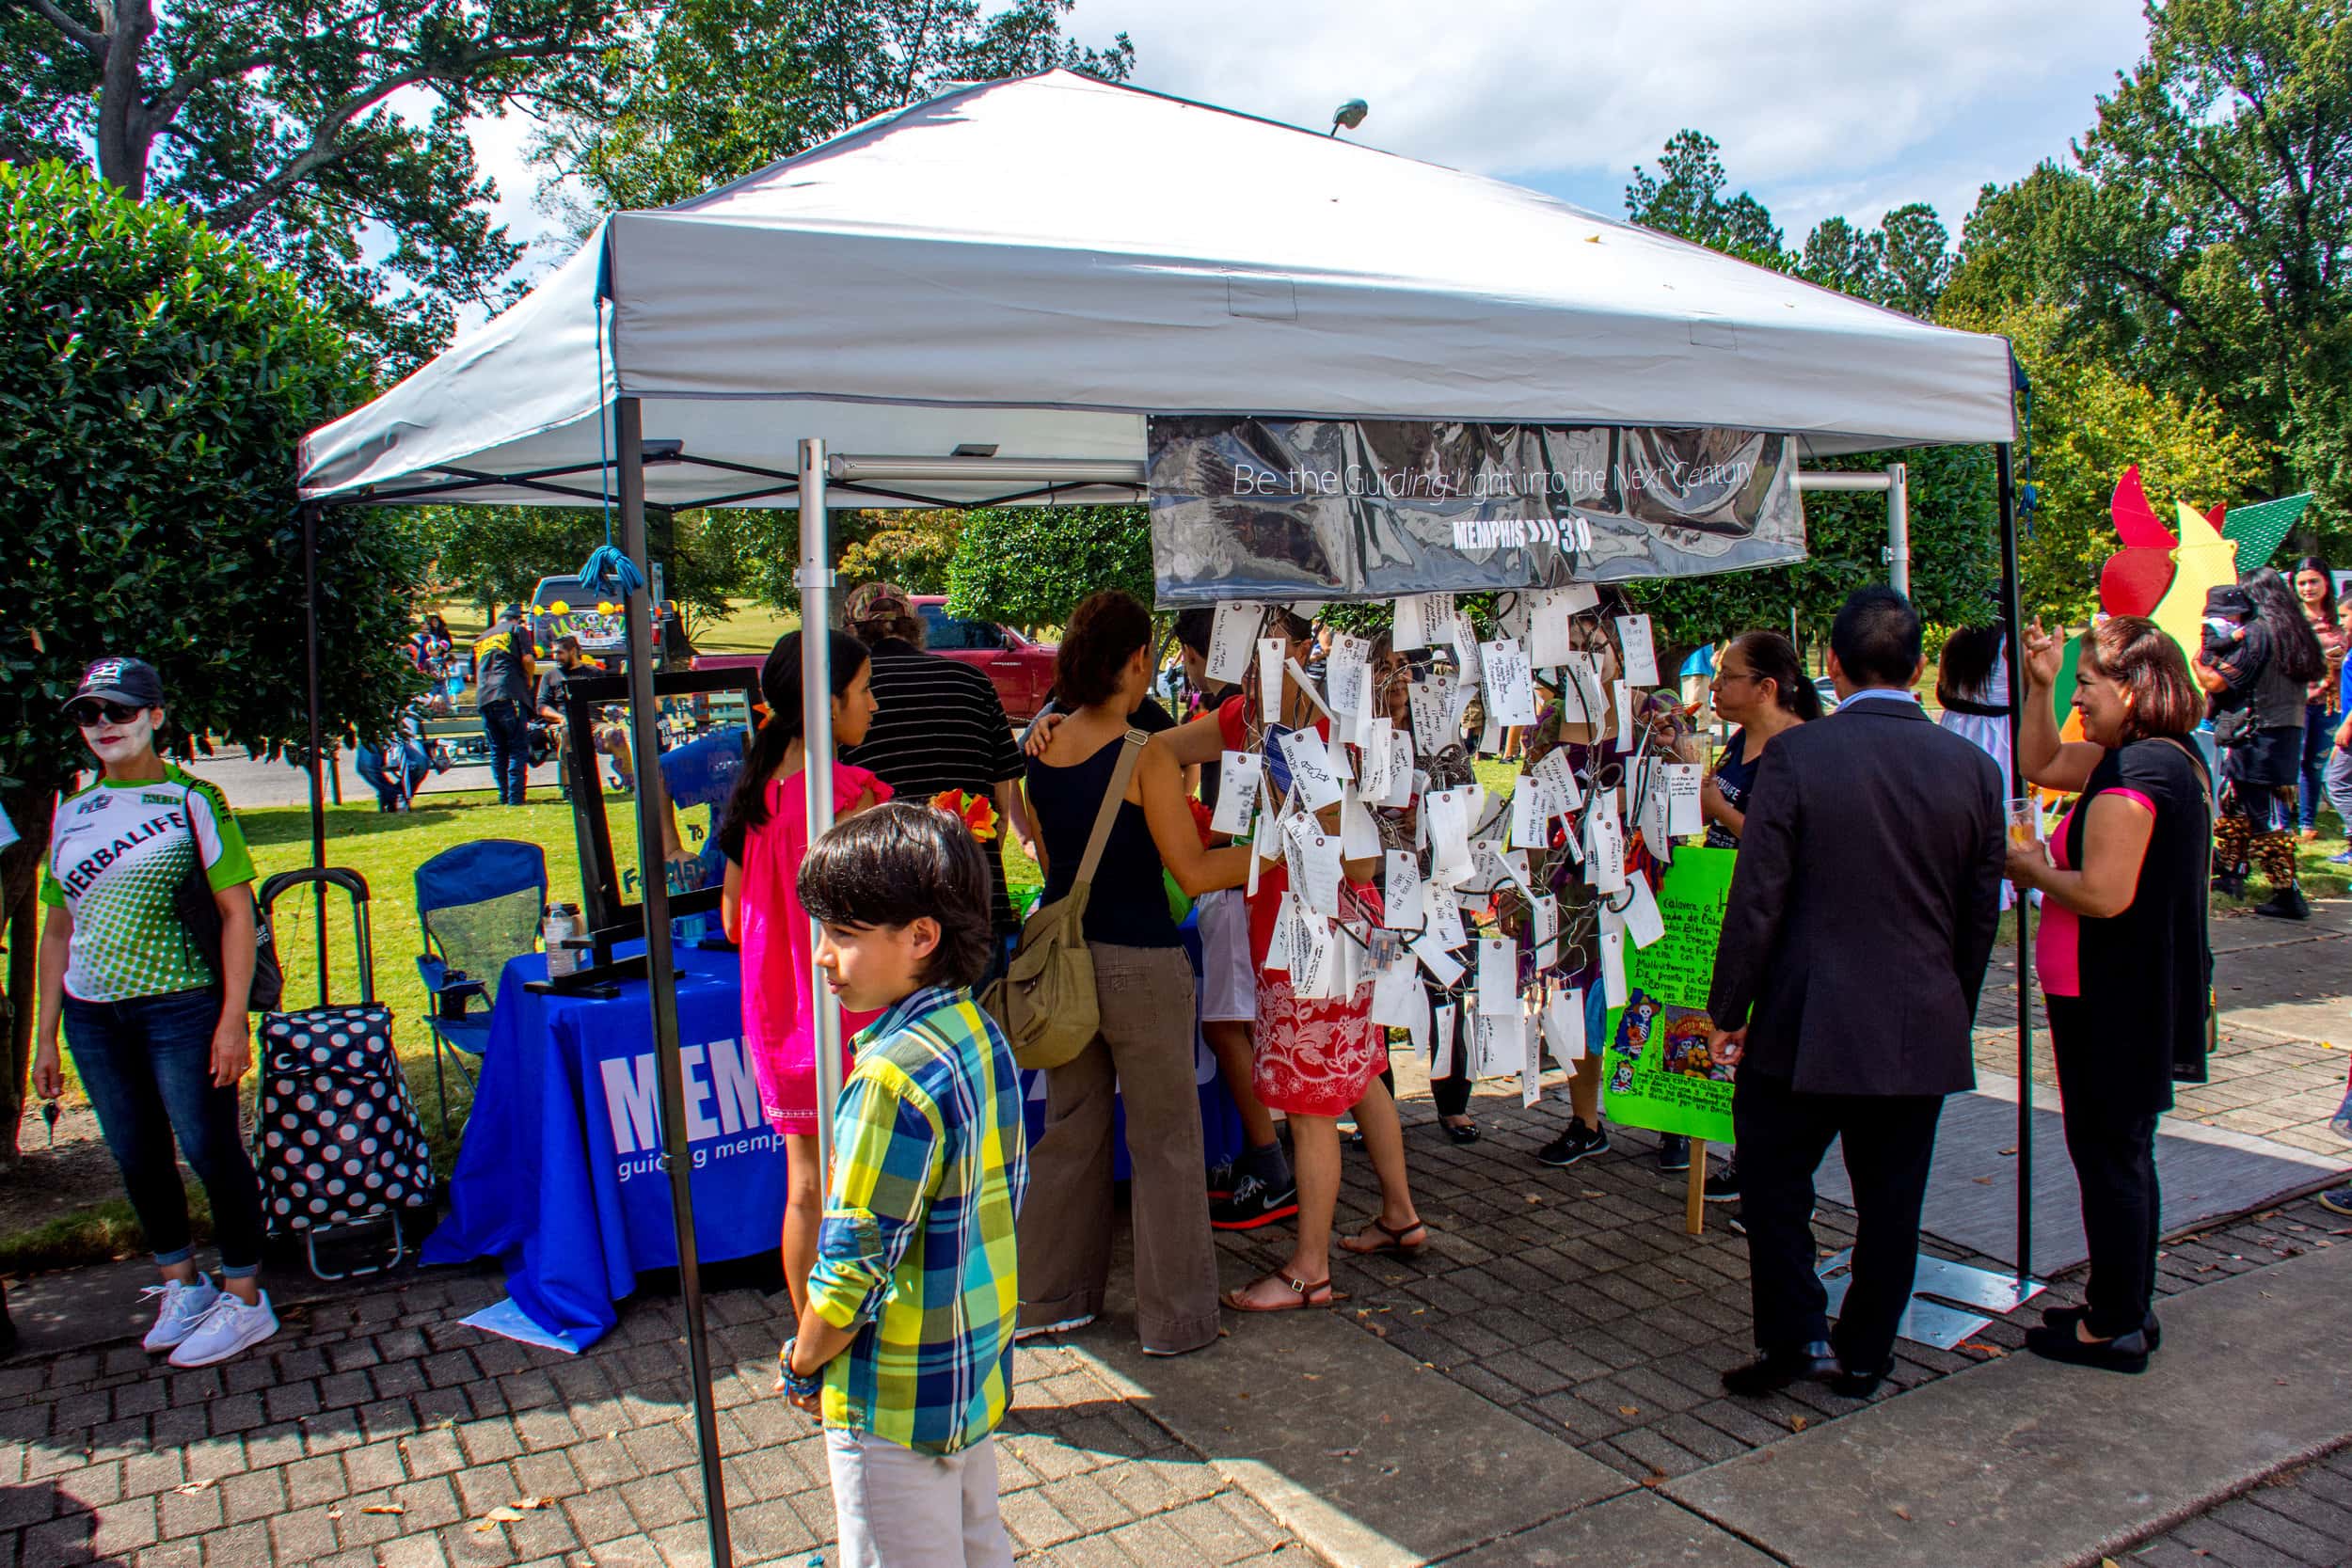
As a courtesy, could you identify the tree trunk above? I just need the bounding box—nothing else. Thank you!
[0,812,49,1164]
[90,0,157,199]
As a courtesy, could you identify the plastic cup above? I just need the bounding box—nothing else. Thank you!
[2005,796,2042,850]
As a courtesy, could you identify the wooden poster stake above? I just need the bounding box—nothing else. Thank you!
[1685,1138,1707,1235]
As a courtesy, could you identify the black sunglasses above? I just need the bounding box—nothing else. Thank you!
[67,699,148,727]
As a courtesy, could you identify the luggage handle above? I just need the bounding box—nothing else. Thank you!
[259,868,375,1006]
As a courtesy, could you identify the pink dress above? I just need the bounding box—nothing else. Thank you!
[739,762,893,1132]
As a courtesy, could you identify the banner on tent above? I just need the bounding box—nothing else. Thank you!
[1146,417,1806,605]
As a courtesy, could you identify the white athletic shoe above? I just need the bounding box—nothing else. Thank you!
[167,1289,279,1368]
[141,1278,221,1352]
[1012,1314,1097,1342]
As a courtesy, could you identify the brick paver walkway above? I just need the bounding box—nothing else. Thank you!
[0,1279,1313,1568]
[2128,1443,2352,1567]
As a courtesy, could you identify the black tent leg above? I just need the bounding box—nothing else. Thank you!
[615,397,733,1568]
[302,500,329,1006]
[1996,442,2033,1287]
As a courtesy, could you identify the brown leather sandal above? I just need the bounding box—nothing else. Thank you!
[1338,1216,1429,1257]
[1221,1271,1340,1312]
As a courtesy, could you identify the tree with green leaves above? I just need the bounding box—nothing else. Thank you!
[945,506,1153,633]
[1624,130,1788,268]
[420,504,745,629]
[0,0,622,370]
[532,0,1133,222]
[0,162,428,1152]
[1948,0,2352,538]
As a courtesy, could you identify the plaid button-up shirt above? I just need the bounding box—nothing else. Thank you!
[806,985,1028,1455]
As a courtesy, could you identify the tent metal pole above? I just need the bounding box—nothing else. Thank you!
[300,500,329,1005]
[615,397,733,1568]
[1995,441,2034,1288]
[1887,462,1910,596]
[799,438,842,1184]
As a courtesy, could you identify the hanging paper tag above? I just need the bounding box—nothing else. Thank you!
[1543,989,1588,1064]
[1665,764,1703,837]
[1280,727,1346,812]
[1612,679,1635,753]
[1207,603,1259,686]
[1258,638,1285,727]
[1450,613,1483,690]
[1414,937,1467,989]
[1559,583,1600,613]
[1532,747,1583,811]
[1432,1000,1458,1076]
[1339,784,1382,859]
[1562,651,1606,731]
[1394,593,1445,652]
[1327,633,1372,716]
[1404,975,1432,1058]
[1586,807,1626,896]
[1481,637,1538,727]
[1282,815,1344,915]
[1615,613,1659,687]
[1359,717,1396,800]
[1383,732,1417,809]
[1424,788,1473,883]
[1425,882,1469,951]
[1528,588,1574,670]
[1599,929,1629,1007]
[1383,849,1425,932]
[1637,773,1673,865]
[1531,894,1560,969]
[1284,657,1336,722]
[1509,786,1546,850]
[1406,679,1445,756]
[1292,913,1338,999]
[1263,892,1296,974]
[1521,1009,1544,1108]
[1211,752,1263,838]
[1371,956,1422,1028]
[1474,1001,1524,1081]
[1623,871,1667,949]
[1477,936,1517,1018]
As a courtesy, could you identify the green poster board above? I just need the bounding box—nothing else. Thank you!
[1601,846,1737,1144]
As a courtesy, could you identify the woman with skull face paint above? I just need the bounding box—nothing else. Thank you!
[31,657,279,1368]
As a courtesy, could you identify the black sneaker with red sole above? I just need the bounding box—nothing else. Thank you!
[1210,1173,1300,1231]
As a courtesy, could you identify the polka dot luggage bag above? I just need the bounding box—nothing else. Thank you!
[252,868,432,1281]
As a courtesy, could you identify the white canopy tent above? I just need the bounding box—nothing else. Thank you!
[300,70,2013,511]
[296,71,2027,1568]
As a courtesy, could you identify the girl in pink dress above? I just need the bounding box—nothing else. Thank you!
[717,630,887,1321]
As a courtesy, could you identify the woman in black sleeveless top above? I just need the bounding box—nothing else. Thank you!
[1013,593,1253,1357]
[2009,615,2212,1373]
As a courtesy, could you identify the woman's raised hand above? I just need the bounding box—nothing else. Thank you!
[2021,617,2062,691]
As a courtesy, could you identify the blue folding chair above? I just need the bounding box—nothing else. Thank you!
[415,838,549,1135]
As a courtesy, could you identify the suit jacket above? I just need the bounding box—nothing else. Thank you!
[1707,692,2004,1098]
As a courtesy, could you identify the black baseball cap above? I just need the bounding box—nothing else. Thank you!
[67,656,166,711]
[503,603,528,622]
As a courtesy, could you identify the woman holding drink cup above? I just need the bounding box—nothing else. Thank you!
[2005,615,2212,1373]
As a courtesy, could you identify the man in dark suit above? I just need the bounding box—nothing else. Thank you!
[1708,586,2004,1399]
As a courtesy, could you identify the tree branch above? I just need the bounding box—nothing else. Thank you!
[4,0,105,55]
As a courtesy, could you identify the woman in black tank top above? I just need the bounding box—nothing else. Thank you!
[1013,593,1253,1357]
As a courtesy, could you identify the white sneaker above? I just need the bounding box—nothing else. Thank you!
[141,1278,221,1352]
[167,1289,279,1368]
[1012,1314,1096,1342]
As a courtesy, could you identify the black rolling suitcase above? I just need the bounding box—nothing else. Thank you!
[253,869,433,1280]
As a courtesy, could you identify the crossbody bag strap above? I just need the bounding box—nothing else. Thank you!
[1072,729,1149,892]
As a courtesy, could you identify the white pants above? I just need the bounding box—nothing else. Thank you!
[824,1428,1013,1568]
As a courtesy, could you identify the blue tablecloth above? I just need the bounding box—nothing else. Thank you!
[426,931,1241,1349]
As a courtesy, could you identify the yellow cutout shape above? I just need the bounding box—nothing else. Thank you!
[2148,500,2238,668]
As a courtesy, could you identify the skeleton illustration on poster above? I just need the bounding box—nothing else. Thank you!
[1601,847,1736,1144]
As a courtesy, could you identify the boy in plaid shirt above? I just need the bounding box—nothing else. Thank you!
[782,802,1026,1568]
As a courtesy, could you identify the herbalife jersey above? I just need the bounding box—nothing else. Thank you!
[40,765,257,1002]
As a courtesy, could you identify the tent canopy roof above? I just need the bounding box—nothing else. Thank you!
[299,71,2015,510]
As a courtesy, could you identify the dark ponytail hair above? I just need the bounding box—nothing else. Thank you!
[1730,629,1820,721]
[717,628,871,861]
[2245,565,2326,685]
[1934,626,2004,710]
[1056,591,1153,710]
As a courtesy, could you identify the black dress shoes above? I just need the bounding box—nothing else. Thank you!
[1827,1356,1895,1398]
[2023,1322,2152,1373]
[2039,1304,2162,1352]
[1722,1341,1838,1397]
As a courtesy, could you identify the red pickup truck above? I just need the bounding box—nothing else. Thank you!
[693,595,1058,721]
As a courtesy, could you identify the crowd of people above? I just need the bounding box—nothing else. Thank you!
[17,559,2352,1566]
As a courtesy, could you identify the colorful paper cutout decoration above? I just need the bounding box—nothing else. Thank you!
[2219,491,2312,572]
[2098,467,2178,618]
[2150,500,2241,661]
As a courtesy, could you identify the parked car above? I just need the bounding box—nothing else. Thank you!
[691,595,1058,721]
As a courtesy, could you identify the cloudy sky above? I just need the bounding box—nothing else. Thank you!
[469,0,2153,284]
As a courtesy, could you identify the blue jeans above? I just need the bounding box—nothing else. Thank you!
[355,738,430,811]
[63,988,264,1276]
[2301,705,2338,829]
[480,699,532,805]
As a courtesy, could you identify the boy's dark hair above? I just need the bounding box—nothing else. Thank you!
[797,801,995,990]
[1172,606,1215,657]
[1830,585,1923,689]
